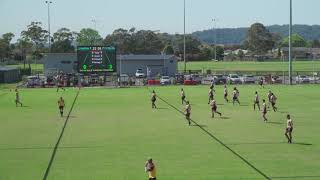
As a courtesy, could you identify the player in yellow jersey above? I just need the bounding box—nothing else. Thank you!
[58,97,65,117]
[145,158,156,180]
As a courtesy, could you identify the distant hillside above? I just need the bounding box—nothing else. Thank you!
[192,25,320,45]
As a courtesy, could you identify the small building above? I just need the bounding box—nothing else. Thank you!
[281,47,320,59]
[43,53,177,77]
[0,67,21,83]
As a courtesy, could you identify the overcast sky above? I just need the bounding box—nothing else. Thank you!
[0,0,319,42]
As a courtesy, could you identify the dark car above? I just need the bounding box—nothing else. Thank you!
[213,74,227,84]
[175,74,185,84]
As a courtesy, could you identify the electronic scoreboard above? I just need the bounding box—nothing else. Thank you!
[77,46,117,73]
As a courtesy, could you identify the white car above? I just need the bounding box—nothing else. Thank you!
[135,69,145,78]
[295,75,310,84]
[241,75,256,84]
[160,76,171,85]
[228,74,242,84]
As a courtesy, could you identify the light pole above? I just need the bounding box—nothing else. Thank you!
[212,18,218,60]
[183,0,186,73]
[289,0,293,85]
[45,1,52,53]
[91,19,97,30]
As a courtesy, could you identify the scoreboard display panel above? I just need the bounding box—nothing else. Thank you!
[77,46,117,73]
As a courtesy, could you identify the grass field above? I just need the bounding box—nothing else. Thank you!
[0,85,319,179]
[178,61,320,72]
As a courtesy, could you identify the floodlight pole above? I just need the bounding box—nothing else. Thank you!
[289,0,293,85]
[45,1,52,53]
[183,0,186,73]
[212,18,218,60]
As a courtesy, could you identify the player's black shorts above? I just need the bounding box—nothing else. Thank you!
[149,178,156,180]
[224,94,227,97]
[59,106,64,110]
[254,101,259,104]
[233,96,238,100]
[212,107,217,112]
[182,96,185,100]
[286,127,293,133]
[271,102,276,106]
[209,95,214,99]
[185,112,190,118]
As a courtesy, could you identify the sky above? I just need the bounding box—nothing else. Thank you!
[0,0,319,42]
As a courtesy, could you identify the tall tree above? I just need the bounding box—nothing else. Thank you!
[0,32,15,60]
[51,28,75,53]
[281,34,307,47]
[76,28,103,46]
[21,22,48,61]
[244,23,275,54]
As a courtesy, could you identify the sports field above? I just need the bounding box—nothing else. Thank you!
[0,85,319,179]
[178,61,320,72]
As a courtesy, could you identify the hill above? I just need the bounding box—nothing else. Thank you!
[192,24,320,45]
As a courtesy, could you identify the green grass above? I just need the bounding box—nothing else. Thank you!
[0,85,319,179]
[6,63,44,71]
[178,61,320,72]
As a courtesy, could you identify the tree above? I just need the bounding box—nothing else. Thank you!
[311,39,320,48]
[76,28,103,46]
[21,22,48,61]
[0,32,15,61]
[281,34,307,47]
[244,23,275,54]
[51,28,75,53]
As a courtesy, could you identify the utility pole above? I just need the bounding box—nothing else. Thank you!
[183,0,186,73]
[45,1,52,53]
[289,0,293,85]
[212,18,218,60]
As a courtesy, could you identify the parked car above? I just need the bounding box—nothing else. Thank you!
[228,74,242,84]
[27,75,46,88]
[213,74,227,85]
[160,76,171,85]
[241,75,256,84]
[271,76,282,84]
[295,75,310,84]
[119,74,129,85]
[175,74,185,84]
[135,69,145,78]
[190,74,202,84]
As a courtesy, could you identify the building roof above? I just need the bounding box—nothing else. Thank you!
[0,66,19,71]
[120,54,176,60]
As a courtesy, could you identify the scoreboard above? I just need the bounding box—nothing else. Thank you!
[77,46,117,73]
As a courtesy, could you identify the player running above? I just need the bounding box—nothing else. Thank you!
[151,90,157,109]
[267,90,272,108]
[223,84,229,102]
[262,99,268,122]
[270,93,278,112]
[208,87,214,104]
[185,101,192,126]
[253,91,260,111]
[15,89,23,107]
[145,158,157,180]
[210,99,222,118]
[232,87,240,105]
[58,97,65,117]
[259,77,264,88]
[180,88,186,105]
[56,73,66,92]
[285,114,293,144]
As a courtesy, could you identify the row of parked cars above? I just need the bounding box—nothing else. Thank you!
[158,74,320,85]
